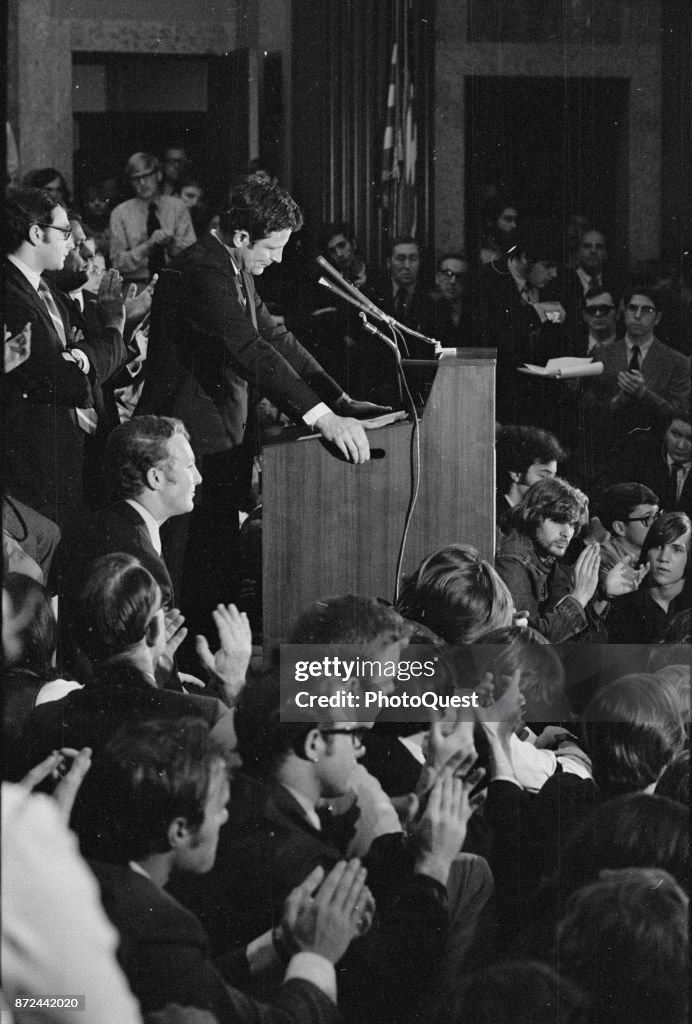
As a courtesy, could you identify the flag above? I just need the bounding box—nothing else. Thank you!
[380,11,418,237]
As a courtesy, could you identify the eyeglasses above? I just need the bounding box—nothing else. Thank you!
[625,303,656,315]
[37,222,73,239]
[584,304,614,316]
[626,511,660,528]
[319,727,367,747]
[439,269,466,281]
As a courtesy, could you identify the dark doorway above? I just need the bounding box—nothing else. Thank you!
[465,76,629,261]
[72,51,249,207]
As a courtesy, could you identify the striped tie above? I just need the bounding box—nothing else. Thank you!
[37,279,67,347]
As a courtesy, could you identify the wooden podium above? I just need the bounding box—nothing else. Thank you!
[261,349,496,645]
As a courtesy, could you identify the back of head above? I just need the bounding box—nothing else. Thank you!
[94,717,225,862]
[105,416,189,501]
[2,187,61,254]
[556,868,688,1024]
[510,476,586,534]
[582,674,686,795]
[72,553,160,667]
[219,174,302,243]
[2,573,56,675]
[396,544,513,644]
[472,625,564,713]
[21,167,70,202]
[457,961,588,1024]
[512,217,563,266]
[289,594,408,651]
[234,673,326,782]
[495,424,567,485]
[655,748,690,805]
[596,482,660,533]
[558,792,689,898]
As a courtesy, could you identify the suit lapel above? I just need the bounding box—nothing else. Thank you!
[6,262,69,349]
[242,271,258,330]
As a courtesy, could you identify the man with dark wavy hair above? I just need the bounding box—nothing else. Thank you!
[495,477,633,642]
[136,175,388,624]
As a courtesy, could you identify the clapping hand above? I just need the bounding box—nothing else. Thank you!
[603,557,648,597]
[20,747,92,822]
[196,603,252,705]
[96,268,126,331]
[410,768,486,886]
[278,861,374,965]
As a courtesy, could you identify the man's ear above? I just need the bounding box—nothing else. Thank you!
[145,465,162,491]
[303,727,323,763]
[653,310,662,328]
[232,229,251,249]
[145,612,161,648]
[28,223,43,246]
[167,816,191,850]
[611,518,626,538]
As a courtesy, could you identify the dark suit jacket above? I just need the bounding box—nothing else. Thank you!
[135,233,344,456]
[585,337,691,441]
[4,260,126,524]
[170,774,449,1024]
[90,861,338,1024]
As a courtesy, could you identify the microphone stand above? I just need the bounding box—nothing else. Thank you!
[316,255,443,355]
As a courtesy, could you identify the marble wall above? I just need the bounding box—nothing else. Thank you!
[434,0,663,259]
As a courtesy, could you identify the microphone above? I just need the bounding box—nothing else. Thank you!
[316,255,442,350]
[316,255,395,326]
[318,276,372,315]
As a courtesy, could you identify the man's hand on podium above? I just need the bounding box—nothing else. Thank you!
[314,411,372,464]
[333,395,394,420]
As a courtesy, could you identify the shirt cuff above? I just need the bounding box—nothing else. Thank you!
[285,952,337,1003]
[245,930,279,975]
[302,402,332,427]
[69,348,91,374]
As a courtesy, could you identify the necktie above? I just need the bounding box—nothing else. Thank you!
[669,463,682,502]
[147,202,166,278]
[628,345,640,371]
[37,279,67,347]
[394,288,409,320]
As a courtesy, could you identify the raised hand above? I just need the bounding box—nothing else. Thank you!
[570,543,601,607]
[96,268,126,331]
[19,747,92,822]
[196,603,252,705]
[411,768,485,885]
[603,557,648,597]
[279,860,374,964]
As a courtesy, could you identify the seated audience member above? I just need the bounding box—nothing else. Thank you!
[171,673,489,1024]
[110,152,196,288]
[429,252,473,347]
[22,166,71,205]
[320,222,369,288]
[89,717,364,1024]
[57,416,201,618]
[24,554,242,786]
[554,869,688,1024]
[397,543,515,645]
[579,284,619,353]
[452,961,588,1024]
[607,510,691,645]
[594,482,660,577]
[495,424,566,534]
[177,171,213,235]
[479,672,686,934]
[3,188,126,527]
[581,283,690,490]
[495,477,633,642]
[516,792,690,961]
[557,228,610,327]
[637,412,692,511]
[477,196,520,265]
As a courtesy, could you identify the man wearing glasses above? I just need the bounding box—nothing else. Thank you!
[3,188,126,526]
[110,151,196,288]
[582,284,690,490]
[430,252,472,347]
[594,482,660,580]
[581,286,618,353]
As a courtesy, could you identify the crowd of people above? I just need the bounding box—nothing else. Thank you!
[2,147,690,1024]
